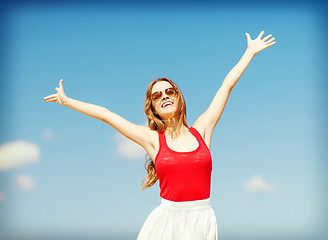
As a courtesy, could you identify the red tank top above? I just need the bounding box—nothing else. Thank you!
[154,127,212,202]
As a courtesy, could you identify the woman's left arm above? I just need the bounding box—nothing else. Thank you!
[194,31,276,138]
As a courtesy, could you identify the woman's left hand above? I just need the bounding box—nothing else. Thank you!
[245,31,276,56]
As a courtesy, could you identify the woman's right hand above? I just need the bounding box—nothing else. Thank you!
[44,79,69,106]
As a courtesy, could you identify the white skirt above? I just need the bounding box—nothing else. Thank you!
[137,198,218,240]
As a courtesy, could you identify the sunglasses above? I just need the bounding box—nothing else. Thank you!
[151,87,177,102]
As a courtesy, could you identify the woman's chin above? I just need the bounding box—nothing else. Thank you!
[159,109,178,120]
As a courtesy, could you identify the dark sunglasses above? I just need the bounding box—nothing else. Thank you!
[151,87,177,102]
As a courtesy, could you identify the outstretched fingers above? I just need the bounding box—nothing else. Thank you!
[44,79,65,103]
[262,34,272,41]
[44,94,58,102]
[44,93,57,100]
[58,79,66,94]
[265,37,275,44]
[260,31,276,49]
[262,41,276,50]
[266,41,276,47]
[257,31,265,39]
[245,32,252,41]
[246,31,276,53]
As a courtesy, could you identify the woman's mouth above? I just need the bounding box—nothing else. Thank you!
[161,101,174,108]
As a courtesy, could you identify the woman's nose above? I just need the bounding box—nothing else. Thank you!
[162,95,169,100]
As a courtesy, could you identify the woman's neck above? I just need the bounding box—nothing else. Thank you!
[163,116,187,138]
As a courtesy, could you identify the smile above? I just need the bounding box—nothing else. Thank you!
[161,101,174,108]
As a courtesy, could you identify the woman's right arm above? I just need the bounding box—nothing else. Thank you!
[44,79,152,149]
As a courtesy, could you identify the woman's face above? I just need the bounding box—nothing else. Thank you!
[151,81,178,120]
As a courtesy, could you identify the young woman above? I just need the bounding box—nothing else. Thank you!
[44,31,275,240]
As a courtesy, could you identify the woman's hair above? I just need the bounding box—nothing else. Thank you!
[141,77,188,190]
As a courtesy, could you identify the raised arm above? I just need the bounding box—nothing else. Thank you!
[193,31,276,143]
[44,79,152,149]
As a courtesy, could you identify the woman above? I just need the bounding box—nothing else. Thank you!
[44,31,276,240]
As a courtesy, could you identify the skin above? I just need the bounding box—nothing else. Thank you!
[44,31,276,164]
[151,81,179,123]
[150,80,199,155]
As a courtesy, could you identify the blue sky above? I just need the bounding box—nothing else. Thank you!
[0,2,326,240]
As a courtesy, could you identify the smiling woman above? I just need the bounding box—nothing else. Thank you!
[44,31,276,240]
[144,77,187,136]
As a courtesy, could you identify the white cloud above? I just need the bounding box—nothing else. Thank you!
[16,174,35,192]
[115,134,146,160]
[0,140,40,171]
[245,174,274,193]
[0,192,5,202]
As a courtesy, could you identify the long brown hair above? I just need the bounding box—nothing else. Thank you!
[141,77,188,190]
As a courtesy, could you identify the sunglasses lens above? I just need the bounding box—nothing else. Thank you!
[152,88,176,102]
[151,92,162,101]
[165,88,176,96]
